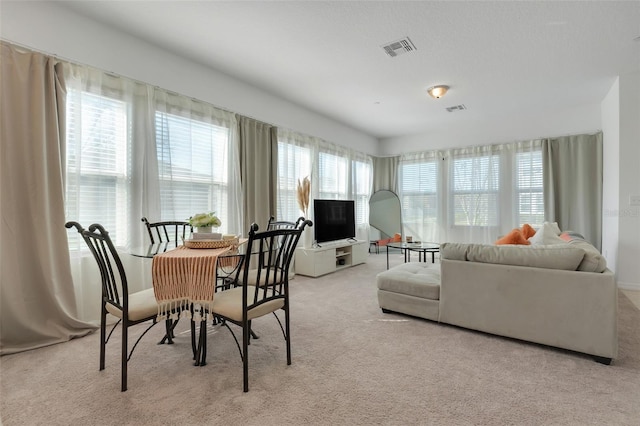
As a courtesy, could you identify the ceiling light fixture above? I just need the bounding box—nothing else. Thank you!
[427,85,449,99]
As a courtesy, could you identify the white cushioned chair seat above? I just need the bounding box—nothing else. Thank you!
[105,288,158,322]
[212,287,285,321]
[376,263,440,300]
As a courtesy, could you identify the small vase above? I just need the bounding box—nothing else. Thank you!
[197,226,212,233]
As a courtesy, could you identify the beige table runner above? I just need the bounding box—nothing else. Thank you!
[152,245,232,321]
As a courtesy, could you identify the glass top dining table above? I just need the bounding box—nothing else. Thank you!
[129,239,247,366]
[130,238,252,259]
[130,241,182,258]
[129,239,248,290]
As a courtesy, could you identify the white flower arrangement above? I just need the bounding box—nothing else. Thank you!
[187,212,221,228]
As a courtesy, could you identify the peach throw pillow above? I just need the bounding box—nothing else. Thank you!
[559,232,572,242]
[495,228,531,245]
[521,224,536,239]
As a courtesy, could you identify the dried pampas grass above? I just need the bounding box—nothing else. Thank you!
[297,176,311,216]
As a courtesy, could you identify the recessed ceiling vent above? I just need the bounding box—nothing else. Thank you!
[382,37,416,58]
[446,104,467,113]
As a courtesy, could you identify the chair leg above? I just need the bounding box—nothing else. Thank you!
[285,306,291,365]
[243,322,249,392]
[190,319,197,360]
[121,323,128,392]
[100,309,107,371]
[250,320,259,340]
[159,319,175,344]
[200,322,207,365]
[194,320,207,366]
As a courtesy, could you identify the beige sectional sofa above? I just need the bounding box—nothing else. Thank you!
[376,238,618,364]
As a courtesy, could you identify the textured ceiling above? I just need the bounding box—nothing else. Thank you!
[57,1,640,140]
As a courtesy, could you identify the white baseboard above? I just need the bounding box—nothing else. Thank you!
[617,281,640,291]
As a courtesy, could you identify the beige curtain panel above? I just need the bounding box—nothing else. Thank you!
[238,116,277,232]
[0,43,96,355]
[543,132,603,250]
[372,156,399,193]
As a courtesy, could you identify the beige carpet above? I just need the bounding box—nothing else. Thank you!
[2,252,639,425]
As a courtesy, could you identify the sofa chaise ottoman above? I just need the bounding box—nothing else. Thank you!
[376,262,440,321]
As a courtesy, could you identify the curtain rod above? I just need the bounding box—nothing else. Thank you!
[0,37,265,123]
[3,38,378,161]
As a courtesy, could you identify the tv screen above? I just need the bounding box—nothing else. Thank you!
[313,199,356,244]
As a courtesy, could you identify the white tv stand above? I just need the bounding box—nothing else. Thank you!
[295,239,368,277]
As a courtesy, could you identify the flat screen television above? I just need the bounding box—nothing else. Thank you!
[313,199,356,244]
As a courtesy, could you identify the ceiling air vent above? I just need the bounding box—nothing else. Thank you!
[382,37,416,58]
[446,104,467,113]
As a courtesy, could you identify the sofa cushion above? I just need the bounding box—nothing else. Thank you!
[440,242,470,260]
[567,238,607,272]
[556,231,606,272]
[376,263,440,300]
[465,244,585,270]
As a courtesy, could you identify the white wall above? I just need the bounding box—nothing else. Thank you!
[615,71,640,290]
[601,78,620,275]
[0,1,378,155]
[378,102,601,154]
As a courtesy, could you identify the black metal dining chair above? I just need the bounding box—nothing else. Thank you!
[141,217,192,244]
[65,221,175,392]
[211,220,312,392]
[236,215,306,286]
[266,215,305,231]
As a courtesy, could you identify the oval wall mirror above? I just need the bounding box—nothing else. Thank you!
[369,190,401,239]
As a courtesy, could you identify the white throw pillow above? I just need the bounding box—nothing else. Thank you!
[529,222,565,245]
[545,221,562,235]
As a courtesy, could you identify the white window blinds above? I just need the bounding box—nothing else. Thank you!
[65,89,129,247]
[155,111,230,226]
[276,142,312,221]
[399,159,439,238]
[516,150,544,226]
[318,152,348,199]
[451,154,500,226]
[276,129,373,239]
[352,160,372,225]
[64,64,240,250]
[399,141,542,244]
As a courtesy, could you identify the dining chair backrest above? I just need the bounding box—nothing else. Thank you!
[141,217,192,244]
[266,215,305,231]
[262,216,306,266]
[242,221,310,294]
[69,222,129,312]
